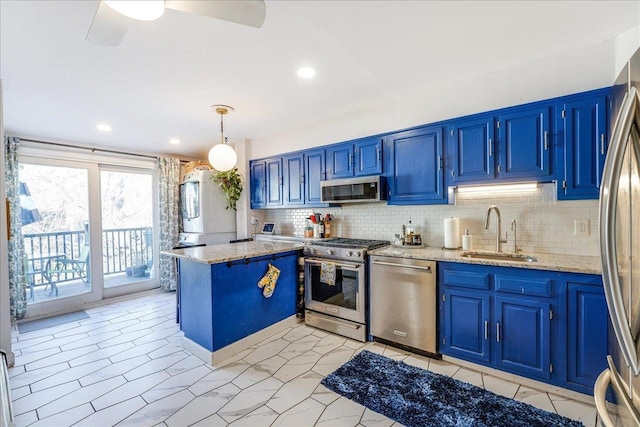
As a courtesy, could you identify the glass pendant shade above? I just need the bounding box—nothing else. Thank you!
[104,1,165,21]
[208,143,237,172]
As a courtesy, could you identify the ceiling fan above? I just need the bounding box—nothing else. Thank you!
[86,0,266,47]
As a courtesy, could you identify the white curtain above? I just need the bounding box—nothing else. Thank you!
[158,156,180,291]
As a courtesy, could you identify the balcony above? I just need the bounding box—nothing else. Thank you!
[23,227,155,303]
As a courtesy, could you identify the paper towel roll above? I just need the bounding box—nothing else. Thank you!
[444,217,460,249]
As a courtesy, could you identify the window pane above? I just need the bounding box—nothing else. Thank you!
[20,164,91,303]
[101,170,153,288]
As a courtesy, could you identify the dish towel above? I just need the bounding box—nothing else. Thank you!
[320,262,336,286]
[258,263,281,298]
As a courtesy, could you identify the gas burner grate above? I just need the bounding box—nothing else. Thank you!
[311,238,390,250]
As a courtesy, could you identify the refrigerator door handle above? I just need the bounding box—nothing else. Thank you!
[594,369,615,427]
[600,86,640,375]
[595,357,640,427]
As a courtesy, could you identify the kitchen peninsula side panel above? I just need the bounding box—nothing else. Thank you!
[179,251,298,352]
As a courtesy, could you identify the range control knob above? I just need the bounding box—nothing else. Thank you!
[355,251,362,258]
[309,248,317,255]
[327,249,334,255]
[345,251,353,257]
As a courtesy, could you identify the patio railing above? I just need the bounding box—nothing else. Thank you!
[23,227,153,286]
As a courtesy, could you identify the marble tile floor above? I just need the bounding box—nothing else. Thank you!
[8,291,599,427]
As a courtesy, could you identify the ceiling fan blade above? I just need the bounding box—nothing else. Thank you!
[85,1,132,47]
[165,0,266,28]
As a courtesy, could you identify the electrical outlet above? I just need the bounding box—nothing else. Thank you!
[574,219,589,236]
[250,216,259,225]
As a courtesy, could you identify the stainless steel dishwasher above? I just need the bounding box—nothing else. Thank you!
[369,255,437,354]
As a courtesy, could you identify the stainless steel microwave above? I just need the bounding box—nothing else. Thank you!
[320,175,384,203]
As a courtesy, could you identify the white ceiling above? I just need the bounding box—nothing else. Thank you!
[1,1,639,159]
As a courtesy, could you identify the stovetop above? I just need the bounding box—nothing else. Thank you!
[304,238,390,261]
[308,238,390,250]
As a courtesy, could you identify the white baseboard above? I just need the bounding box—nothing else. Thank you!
[182,315,299,366]
[442,355,596,405]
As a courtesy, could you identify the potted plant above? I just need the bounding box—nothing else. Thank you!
[126,254,148,278]
[211,168,243,210]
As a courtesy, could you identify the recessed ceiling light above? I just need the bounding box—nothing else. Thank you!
[297,67,316,79]
[96,123,112,132]
[169,138,181,145]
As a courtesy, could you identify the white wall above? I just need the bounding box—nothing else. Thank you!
[248,37,620,160]
[615,25,640,76]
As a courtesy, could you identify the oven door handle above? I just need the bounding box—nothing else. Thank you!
[304,258,361,270]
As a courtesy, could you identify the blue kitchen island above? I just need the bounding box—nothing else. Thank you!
[163,241,303,364]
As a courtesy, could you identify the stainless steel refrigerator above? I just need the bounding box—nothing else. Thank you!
[594,47,640,426]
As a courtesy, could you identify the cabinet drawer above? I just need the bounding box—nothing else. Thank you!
[495,275,552,298]
[442,269,490,290]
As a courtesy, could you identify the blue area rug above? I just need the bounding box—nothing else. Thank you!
[18,310,89,333]
[321,350,584,427]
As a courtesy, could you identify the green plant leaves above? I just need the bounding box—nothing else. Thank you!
[211,168,243,211]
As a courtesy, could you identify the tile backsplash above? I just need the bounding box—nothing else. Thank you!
[259,183,599,257]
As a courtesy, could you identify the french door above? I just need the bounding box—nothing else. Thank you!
[19,156,158,318]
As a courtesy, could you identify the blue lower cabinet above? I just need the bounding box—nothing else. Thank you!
[442,288,490,363]
[440,263,606,394]
[563,274,608,395]
[495,296,551,380]
[179,251,298,352]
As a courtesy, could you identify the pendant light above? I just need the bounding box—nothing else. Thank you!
[208,105,237,172]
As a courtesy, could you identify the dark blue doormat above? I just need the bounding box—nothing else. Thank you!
[18,310,90,334]
[321,350,584,427]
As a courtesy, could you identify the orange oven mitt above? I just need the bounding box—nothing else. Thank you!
[258,263,281,298]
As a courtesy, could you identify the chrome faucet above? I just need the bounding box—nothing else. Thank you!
[484,205,507,252]
[511,219,520,253]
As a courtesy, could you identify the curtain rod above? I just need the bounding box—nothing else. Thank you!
[18,137,193,163]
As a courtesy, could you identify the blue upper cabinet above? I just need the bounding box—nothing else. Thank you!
[326,136,383,180]
[304,148,326,206]
[326,143,353,179]
[251,149,327,209]
[354,137,383,176]
[386,125,446,204]
[556,91,607,200]
[498,105,551,180]
[283,153,304,207]
[250,160,267,209]
[449,114,495,184]
[265,157,283,207]
[450,104,552,185]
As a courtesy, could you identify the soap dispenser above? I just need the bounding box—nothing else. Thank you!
[462,229,473,251]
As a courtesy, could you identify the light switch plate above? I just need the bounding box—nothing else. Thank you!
[574,219,589,236]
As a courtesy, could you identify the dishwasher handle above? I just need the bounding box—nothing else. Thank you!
[371,260,432,272]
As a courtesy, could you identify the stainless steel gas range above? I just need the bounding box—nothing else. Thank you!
[303,238,389,341]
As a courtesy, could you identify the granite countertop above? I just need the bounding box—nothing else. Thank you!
[162,241,303,264]
[368,245,602,275]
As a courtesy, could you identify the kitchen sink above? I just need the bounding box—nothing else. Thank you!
[461,251,537,263]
